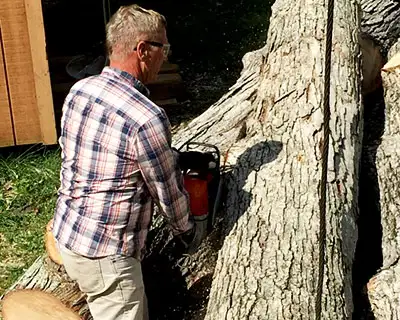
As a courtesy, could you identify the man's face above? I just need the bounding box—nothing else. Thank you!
[144,28,168,83]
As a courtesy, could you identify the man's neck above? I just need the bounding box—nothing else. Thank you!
[109,60,144,83]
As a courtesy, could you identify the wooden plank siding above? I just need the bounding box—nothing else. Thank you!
[0,0,56,147]
[0,25,14,147]
[24,0,56,145]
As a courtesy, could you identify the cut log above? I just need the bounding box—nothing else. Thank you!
[367,39,400,319]
[2,289,80,320]
[45,219,63,266]
[0,256,90,319]
[0,221,89,318]
[154,98,179,107]
[148,73,186,102]
[160,62,180,74]
[149,73,182,86]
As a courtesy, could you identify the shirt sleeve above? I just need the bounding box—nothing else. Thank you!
[134,112,193,235]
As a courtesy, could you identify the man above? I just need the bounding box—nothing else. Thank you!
[53,4,201,320]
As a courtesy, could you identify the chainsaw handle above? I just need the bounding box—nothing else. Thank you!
[178,142,220,163]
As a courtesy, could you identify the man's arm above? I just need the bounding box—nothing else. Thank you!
[134,112,193,235]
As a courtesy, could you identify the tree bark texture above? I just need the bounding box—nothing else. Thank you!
[360,0,400,55]
[170,0,363,318]
[367,39,400,320]
[1,0,364,319]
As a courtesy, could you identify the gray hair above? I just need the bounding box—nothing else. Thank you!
[106,4,166,60]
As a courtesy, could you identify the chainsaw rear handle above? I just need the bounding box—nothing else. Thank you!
[178,142,220,164]
[176,142,220,174]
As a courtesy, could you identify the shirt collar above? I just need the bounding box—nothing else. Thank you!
[102,66,150,97]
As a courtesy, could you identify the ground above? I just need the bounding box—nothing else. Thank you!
[0,0,270,298]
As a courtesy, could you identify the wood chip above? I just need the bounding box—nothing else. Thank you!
[382,52,400,72]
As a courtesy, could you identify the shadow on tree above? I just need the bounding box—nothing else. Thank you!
[222,140,283,236]
[141,139,282,320]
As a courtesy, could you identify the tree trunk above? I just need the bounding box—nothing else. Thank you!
[367,39,400,320]
[360,0,400,55]
[172,0,363,318]
[2,0,365,319]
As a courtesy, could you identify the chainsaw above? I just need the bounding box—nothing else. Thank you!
[177,142,223,240]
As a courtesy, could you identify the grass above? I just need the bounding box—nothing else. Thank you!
[0,147,61,295]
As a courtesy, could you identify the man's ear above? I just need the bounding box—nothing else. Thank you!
[136,41,148,61]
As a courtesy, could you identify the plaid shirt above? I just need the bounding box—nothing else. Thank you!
[53,67,193,260]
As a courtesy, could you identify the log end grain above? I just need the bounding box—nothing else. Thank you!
[2,289,80,320]
[45,219,63,266]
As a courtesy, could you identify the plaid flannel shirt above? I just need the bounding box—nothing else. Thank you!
[53,67,193,260]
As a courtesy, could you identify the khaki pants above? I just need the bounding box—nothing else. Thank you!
[59,245,148,320]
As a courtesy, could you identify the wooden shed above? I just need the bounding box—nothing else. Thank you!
[0,0,56,148]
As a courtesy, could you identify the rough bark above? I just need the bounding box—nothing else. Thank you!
[367,39,400,320]
[2,0,364,319]
[360,0,400,55]
[172,0,363,318]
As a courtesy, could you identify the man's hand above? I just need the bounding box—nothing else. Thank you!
[177,223,204,254]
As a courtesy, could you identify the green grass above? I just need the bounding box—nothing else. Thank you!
[0,147,61,295]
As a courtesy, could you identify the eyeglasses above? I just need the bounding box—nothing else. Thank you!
[134,40,170,58]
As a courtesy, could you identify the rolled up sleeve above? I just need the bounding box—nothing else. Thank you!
[134,113,193,235]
